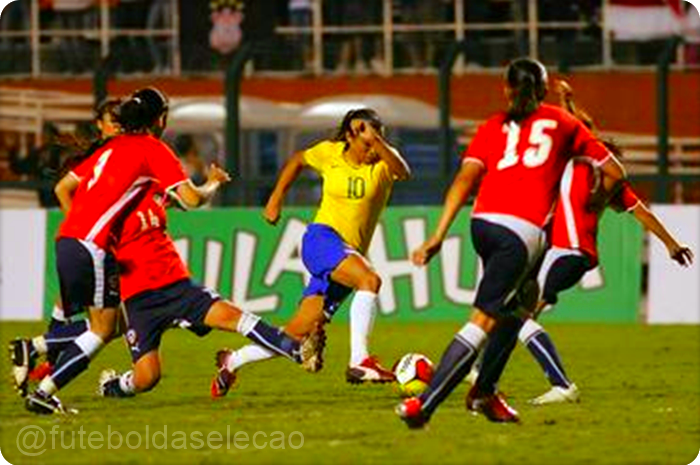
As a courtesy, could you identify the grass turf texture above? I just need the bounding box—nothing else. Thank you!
[1,321,699,465]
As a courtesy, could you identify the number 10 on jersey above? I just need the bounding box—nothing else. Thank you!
[347,177,366,199]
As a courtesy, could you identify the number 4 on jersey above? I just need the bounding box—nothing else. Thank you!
[498,119,558,171]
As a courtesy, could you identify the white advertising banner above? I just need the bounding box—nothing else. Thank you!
[0,209,46,321]
[647,205,700,324]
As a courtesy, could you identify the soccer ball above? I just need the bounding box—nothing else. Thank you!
[393,353,434,398]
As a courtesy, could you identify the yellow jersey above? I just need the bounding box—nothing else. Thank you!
[303,140,395,254]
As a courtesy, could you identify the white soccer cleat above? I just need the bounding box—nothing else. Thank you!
[97,369,118,396]
[530,383,580,405]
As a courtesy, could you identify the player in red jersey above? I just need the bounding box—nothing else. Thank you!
[9,99,122,397]
[95,179,322,399]
[23,88,231,414]
[468,81,694,407]
[396,58,627,428]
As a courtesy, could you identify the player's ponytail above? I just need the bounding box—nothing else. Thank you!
[505,58,548,122]
[116,87,168,135]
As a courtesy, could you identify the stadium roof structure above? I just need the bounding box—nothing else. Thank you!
[296,94,469,130]
[167,94,471,132]
[168,96,300,131]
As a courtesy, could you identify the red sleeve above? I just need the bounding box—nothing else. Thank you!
[462,124,488,168]
[145,140,188,191]
[609,182,641,212]
[569,119,611,165]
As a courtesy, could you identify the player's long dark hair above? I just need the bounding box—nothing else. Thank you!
[505,58,548,122]
[333,108,385,145]
[57,98,122,178]
[116,87,168,134]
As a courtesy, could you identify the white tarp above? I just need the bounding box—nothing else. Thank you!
[647,205,700,324]
[0,209,46,321]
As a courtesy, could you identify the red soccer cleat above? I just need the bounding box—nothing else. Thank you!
[395,397,428,429]
[29,362,53,381]
[211,350,237,398]
[466,385,520,423]
[346,356,396,384]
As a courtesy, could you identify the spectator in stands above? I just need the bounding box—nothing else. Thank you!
[174,135,207,186]
[51,0,95,73]
[289,0,314,73]
[0,132,21,181]
[398,0,450,71]
[0,0,30,74]
[112,0,153,73]
[10,123,65,207]
[464,0,489,67]
[334,1,384,75]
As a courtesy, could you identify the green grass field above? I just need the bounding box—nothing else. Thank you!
[1,321,699,465]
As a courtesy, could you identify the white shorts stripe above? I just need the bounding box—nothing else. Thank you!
[560,160,580,249]
[85,177,152,243]
[78,240,106,309]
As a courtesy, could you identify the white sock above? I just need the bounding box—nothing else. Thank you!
[227,345,275,372]
[518,319,543,345]
[74,331,104,359]
[349,290,378,366]
[236,312,261,336]
[457,322,488,350]
[119,371,135,395]
[37,377,57,396]
[32,336,48,355]
[52,305,66,322]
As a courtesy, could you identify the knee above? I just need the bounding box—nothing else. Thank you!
[358,272,382,293]
[134,371,160,393]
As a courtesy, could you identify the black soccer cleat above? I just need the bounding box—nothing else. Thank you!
[9,338,36,397]
[25,391,75,415]
[98,370,135,398]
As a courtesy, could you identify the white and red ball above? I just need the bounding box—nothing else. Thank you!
[393,353,434,398]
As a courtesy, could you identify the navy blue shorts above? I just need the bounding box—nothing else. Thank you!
[537,249,592,305]
[56,237,120,318]
[123,279,219,363]
[471,219,530,317]
[301,223,354,318]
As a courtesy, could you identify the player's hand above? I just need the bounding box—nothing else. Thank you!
[263,199,282,226]
[207,164,231,184]
[669,243,694,267]
[412,236,443,266]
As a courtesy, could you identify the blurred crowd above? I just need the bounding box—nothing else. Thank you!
[0,122,208,207]
[0,0,618,75]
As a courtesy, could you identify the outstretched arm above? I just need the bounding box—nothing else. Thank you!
[172,164,231,210]
[631,203,694,266]
[263,151,306,225]
[412,161,484,266]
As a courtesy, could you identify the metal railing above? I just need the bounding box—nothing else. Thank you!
[0,0,696,78]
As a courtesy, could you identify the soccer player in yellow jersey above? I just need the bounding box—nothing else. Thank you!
[211,109,411,394]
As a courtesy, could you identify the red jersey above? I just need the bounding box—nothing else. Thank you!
[113,185,189,301]
[58,134,187,250]
[463,104,612,228]
[551,160,640,265]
